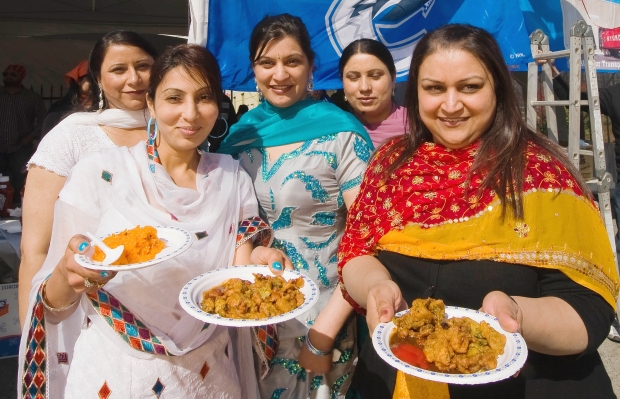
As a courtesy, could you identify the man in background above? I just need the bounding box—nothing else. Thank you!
[0,65,46,204]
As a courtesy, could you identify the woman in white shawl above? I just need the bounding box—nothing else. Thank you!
[19,31,158,326]
[18,44,289,399]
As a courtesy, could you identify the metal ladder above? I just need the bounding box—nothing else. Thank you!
[526,20,617,271]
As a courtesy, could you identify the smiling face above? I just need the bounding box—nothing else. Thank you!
[342,53,395,124]
[147,66,219,154]
[417,48,496,149]
[99,44,154,110]
[252,36,312,108]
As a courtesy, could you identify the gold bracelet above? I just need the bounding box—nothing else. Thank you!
[40,279,80,312]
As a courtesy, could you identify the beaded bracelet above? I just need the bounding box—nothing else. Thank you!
[41,279,80,313]
[304,330,333,356]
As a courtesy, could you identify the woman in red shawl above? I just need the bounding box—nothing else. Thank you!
[338,24,618,399]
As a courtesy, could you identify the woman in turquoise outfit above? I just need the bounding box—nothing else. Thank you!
[219,14,373,399]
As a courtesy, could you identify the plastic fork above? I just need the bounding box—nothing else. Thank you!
[85,232,124,265]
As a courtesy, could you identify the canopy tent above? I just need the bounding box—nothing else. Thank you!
[2,0,189,102]
[188,0,620,91]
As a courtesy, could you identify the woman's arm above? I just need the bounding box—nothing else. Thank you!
[18,166,67,326]
[341,255,406,334]
[43,235,116,323]
[298,187,363,373]
[482,291,589,355]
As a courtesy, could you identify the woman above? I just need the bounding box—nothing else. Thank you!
[339,24,619,399]
[40,60,92,137]
[339,38,407,148]
[218,14,374,399]
[19,44,287,399]
[19,31,157,326]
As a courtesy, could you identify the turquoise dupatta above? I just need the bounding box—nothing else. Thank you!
[217,98,374,154]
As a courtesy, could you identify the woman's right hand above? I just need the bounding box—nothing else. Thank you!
[365,279,406,334]
[47,235,117,308]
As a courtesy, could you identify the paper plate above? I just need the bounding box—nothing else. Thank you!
[179,265,319,327]
[74,226,193,271]
[372,306,528,385]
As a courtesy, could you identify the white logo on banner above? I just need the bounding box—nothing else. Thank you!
[326,0,436,78]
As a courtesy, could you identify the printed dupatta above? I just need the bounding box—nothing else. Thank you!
[338,139,619,312]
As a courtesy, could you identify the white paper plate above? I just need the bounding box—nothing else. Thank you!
[74,226,193,271]
[179,265,320,327]
[372,306,528,385]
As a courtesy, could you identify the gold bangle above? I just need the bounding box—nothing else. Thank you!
[40,279,80,312]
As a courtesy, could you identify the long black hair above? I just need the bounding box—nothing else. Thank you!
[377,24,588,219]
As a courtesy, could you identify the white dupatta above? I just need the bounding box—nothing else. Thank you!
[18,142,259,398]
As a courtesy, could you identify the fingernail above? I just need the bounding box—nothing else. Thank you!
[100,271,109,278]
[78,241,89,252]
[272,261,283,271]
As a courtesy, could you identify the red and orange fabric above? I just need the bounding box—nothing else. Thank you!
[338,138,619,312]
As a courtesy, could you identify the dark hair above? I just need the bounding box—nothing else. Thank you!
[338,38,396,80]
[249,14,315,66]
[379,23,588,219]
[81,30,158,112]
[147,44,222,109]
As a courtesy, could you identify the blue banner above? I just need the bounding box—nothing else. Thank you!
[203,0,620,90]
[206,0,534,90]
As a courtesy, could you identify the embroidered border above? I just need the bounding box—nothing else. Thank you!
[251,325,279,380]
[236,216,273,248]
[22,287,47,399]
[86,290,173,356]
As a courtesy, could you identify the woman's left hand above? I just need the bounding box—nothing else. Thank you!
[480,291,523,334]
[298,329,334,374]
[250,245,293,275]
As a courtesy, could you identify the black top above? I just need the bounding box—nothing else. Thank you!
[351,252,617,399]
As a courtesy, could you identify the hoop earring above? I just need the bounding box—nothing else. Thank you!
[255,80,264,102]
[98,83,105,111]
[147,117,158,142]
[210,115,229,139]
[307,74,314,92]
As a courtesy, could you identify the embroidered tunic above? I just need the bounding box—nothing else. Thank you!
[19,143,262,399]
[238,132,371,399]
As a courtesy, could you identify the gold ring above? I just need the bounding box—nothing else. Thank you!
[84,278,95,288]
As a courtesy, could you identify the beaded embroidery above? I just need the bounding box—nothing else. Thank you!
[260,142,312,182]
[281,171,330,203]
[305,150,338,169]
[271,207,297,231]
[272,239,309,271]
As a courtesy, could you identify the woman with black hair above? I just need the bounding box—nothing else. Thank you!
[19,31,157,333]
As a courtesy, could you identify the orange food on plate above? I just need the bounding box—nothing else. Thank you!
[92,225,165,265]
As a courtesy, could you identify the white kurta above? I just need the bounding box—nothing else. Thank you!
[19,142,261,399]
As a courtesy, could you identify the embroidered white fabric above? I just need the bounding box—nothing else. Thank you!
[28,109,149,176]
[28,123,114,177]
[18,143,261,399]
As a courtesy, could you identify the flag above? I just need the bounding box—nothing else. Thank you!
[189,0,620,90]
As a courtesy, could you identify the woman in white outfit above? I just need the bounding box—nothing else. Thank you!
[18,44,289,399]
[19,31,158,326]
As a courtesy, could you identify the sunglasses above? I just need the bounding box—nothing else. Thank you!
[2,72,18,78]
